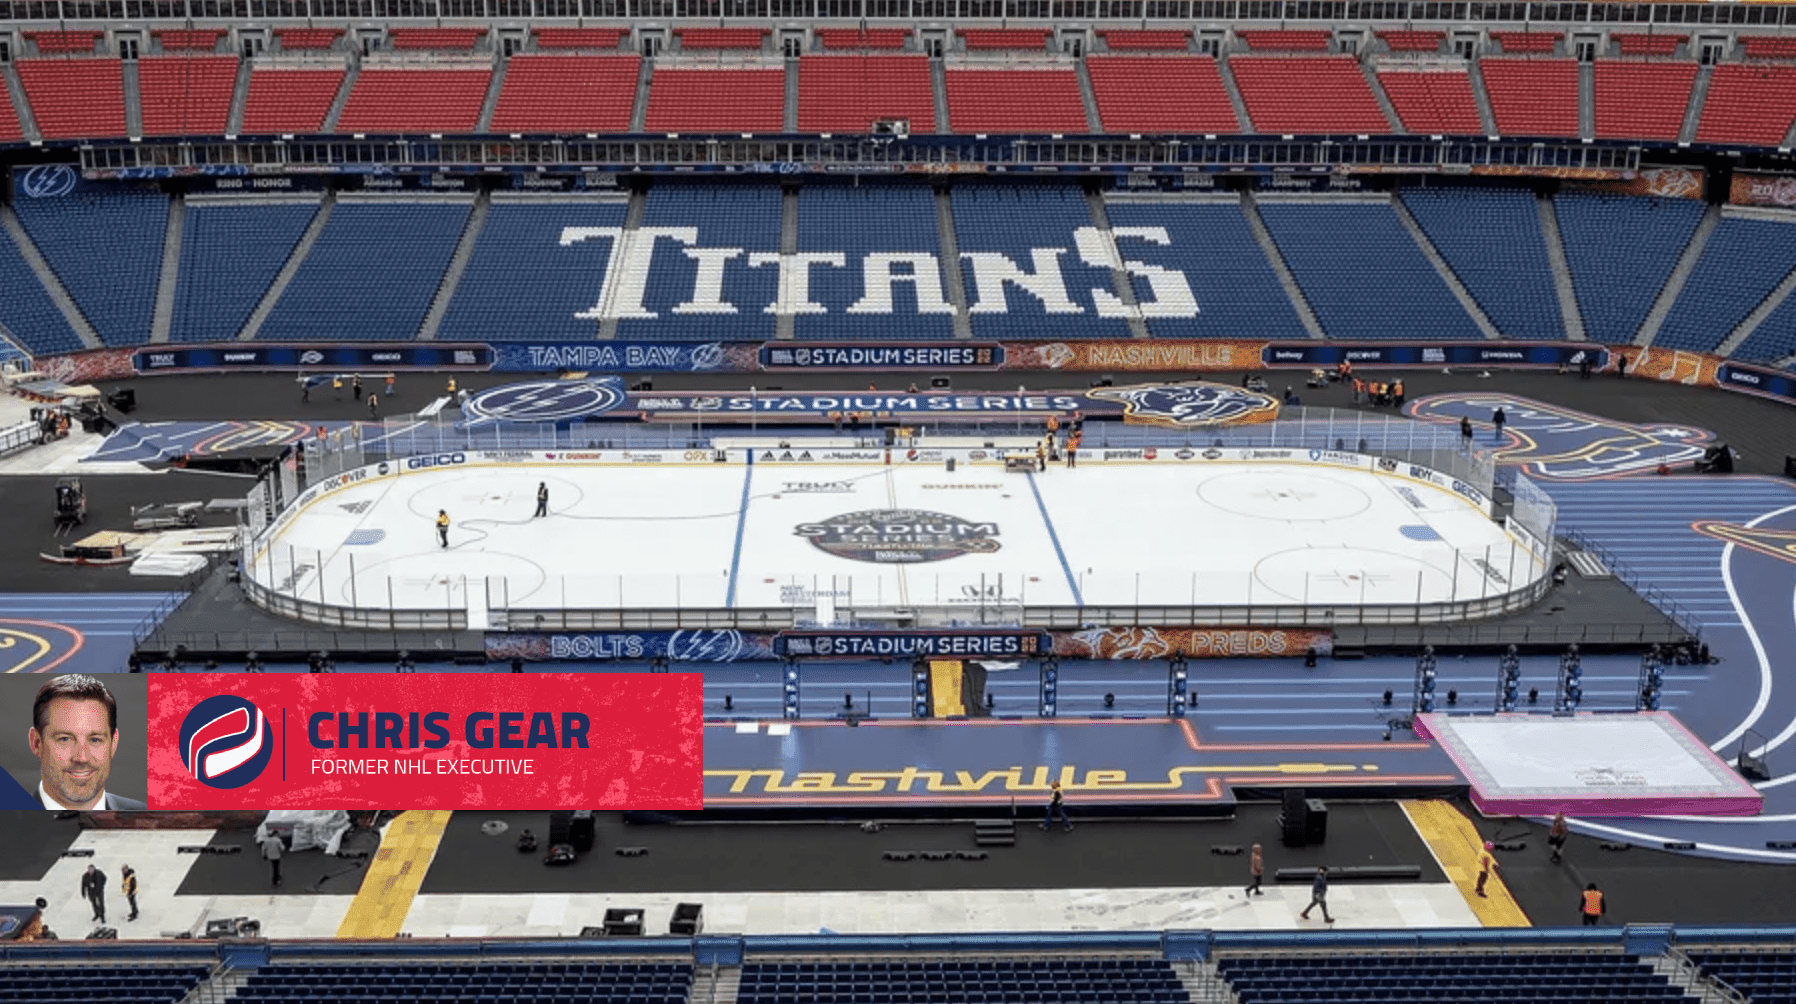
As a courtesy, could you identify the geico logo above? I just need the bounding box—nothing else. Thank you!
[406,453,467,470]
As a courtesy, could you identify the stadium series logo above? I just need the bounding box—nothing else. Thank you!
[795,509,1000,564]
[178,696,273,789]
[1085,383,1280,428]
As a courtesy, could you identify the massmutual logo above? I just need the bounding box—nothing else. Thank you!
[1085,383,1280,428]
[179,696,273,789]
[795,509,1000,564]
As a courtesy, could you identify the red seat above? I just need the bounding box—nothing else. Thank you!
[153,28,226,52]
[534,28,629,50]
[644,68,784,133]
[1230,56,1389,133]
[490,54,640,133]
[1480,58,1580,137]
[274,28,344,52]
[815,29,910,51]
[138,56,239,137]
[1697,64,1796,146]
[24,30,102,55]
[675,28,769,51]
[0,86,21,141]
[798,56,935,134]
[390,28,487,52]
[335,68,492,133]
[1239,30,1331,52]
[1377,68,1484,134]
[1087,56,1238,133]
[958,29,1051,52]
[1491,31,1562,55]
[1096,30,1191,52]
[944,68,1087,133]
[1594,61,1696,141]
[1378,31,1445,53]
[15,58,127,139]
[242,68,346,133]
[1613,34,1686,57]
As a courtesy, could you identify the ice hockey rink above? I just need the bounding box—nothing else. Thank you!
[246,449,1546,618]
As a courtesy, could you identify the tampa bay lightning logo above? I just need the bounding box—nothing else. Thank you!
[463,377,626,426]
[178,695,272,789]
[1085,382,1280,428]
[18,165,78,199]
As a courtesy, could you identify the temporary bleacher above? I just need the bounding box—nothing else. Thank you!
[795,185,952,340]
[137,55,240,137]
[739,958,1188,1004]
[944,67,1088,133]
[274,28,344,51]
[1594,61,1697,141]
[1479,58,1580,137]
[15,58,127,139]
[389,28,487,51]
[15,188,167,347]
[1087,57,1239,134]
[958,29,1051,52]
[619,185,783,340]
[258,199,472,342]
[950,186,1132,339]
[1379,31,1445,53]
[1257,199,1483,340]
[534,28,629,50]
[797,56,936,134]
[0,227,85,356]
[1687,948,1796,1004]
[242,67,346,134]
[644,67,785,133]
[24,30,103,54]
[1696,64,1796,146]
[169,200,320,344]
[438,197,628,342]
[1228,56,1390,134]
[234,961,693,1004]
[489,54,641,133]
[0,963,210,1004]
[153,28,227,52]
[675,28,768,51]
[815,28,910,50]
[1375,66,1484,134]
[1400,187,1564,340]
[1553,192,1707,345]
[1104,197,1310,340]
[1654,214,1796,353]
[1096,30,1190,52]
[1238,30,1332,52]
[1216,950,1694,1004]
[1614,33,1687,56]
[334,65,492,134]
[1491,31,1562,54]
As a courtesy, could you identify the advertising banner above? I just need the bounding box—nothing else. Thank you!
[1729,171,1796,208]
[777,631,1051,659]
[134,344,493,373]
[761,344,1005,370]
[1053,626,1334,659]
[146,675,701,809]
[1716,361,1796,403]
[1564,167,1704,200]
[998,340,1258,372]
[1263,342,1606,370]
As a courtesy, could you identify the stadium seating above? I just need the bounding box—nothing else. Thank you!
[489,54,641,133]
[1594,61,1696,141]
[815,28,910,51]
[258,200,472,342]
[1375,68,1484,134]
[959,29,1051,52]
[0,226,85,356]
[1239,30,1331,52]
[0,85,22,141]
[644,68,785,133]
[1400,187,1564,340]
[1087,57,1239,134]
[0,963,210,1004]
[950,186,1132,339]
[1733,288,1796,364]
[1097,30,1191,52]
[1688,947,1796,1002]
[169,201,321,344]
[1614,33,1686,56]
[534,28,629,50]
[795,185,953,340]
[1480,58,1580,137]
[1696,64,1796,146]
[25,30,102,54]
[235,961,693,1004]
[15,188,167,347]
[334,68,492,134]
[1378,31,1445,53]
[739,957,1187,1004]
[1737,35,1796,59]
[1491,31,1561,54]
[242,68,347,134]
[1228,57,1389,134]
[944,68,1088,133]
[437,198,629,342]
[1257,199,1483,340]
[1654,216,1796,353]
[1554,193,1706,344]
[138,55,239,137]
[153,28,226,52]
[798,56,936,134]
[1104,198,1311,340]
[15,58,127,139]
[389,28,486,51]
[274,28,344,51]
[618,185,783,341]
[676,28,768,51]
[1216,951,1692,1004]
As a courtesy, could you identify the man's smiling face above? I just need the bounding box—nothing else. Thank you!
[30,697,116,809]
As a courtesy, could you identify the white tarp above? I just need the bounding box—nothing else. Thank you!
[257,810,353,856]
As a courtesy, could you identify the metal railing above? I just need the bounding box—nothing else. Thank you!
[1560,527,1705,641]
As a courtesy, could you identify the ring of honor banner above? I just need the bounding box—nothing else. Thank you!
[147,675,700,810]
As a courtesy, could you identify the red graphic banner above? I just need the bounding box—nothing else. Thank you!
[147,675,701,809]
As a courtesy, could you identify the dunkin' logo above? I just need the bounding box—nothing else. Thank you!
[178,696,273,789]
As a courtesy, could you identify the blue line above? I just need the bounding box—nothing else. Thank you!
[1025,471,1083,607]
[724,452,754,608]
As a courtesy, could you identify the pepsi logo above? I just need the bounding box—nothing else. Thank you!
[178,695,273,789]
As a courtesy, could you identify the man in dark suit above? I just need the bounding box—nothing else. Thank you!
[80,864,107,923]
[28,675,146,810]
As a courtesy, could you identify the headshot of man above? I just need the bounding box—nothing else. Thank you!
[28,675,146,810]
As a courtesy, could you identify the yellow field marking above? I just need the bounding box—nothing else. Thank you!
[1402,799,1530,927]
[335,810,453,939]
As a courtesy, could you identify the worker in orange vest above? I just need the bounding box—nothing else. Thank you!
[1580,883,1605,926]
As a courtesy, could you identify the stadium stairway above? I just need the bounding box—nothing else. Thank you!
[475,56,507,133]
[0,202,102,350]
[321,61,357,132]
[1083,189,1151,338]
[783,56,798,133]
[236,192,333,341]
[416,189,490,341]
[148,194,185,343]
[1358,60,1404,133]
[1075,59,1103,133]
[1578,59,1594,140]
[775,187,798,340]
[1635,201,1722,347]
[1238,191,1326,339]
[1467,60,1498,135]
[1715,264,1796,359]
[934,187,975,339]
[226,56,252,134]
[630,57,652,132]
[121,57,144,138]
[1386,193,1504,339]
[2,62,40,143]
[930,59,951,135]
[1536,192,1588,340]
[1216,55,1254,131]
[596,187,648,341]
[1678,62,1713,145]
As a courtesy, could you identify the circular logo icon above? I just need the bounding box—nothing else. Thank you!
[178,696,272,789]
[19,165,78,199]
[463,378,625,425]
[795,509,1000,564]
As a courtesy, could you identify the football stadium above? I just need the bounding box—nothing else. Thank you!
[5,4,1796,1002]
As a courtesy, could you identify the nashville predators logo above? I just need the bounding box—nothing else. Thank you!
[1691,521,1796,566]
[1085,382,1280,428]
[1406,393,1711,480]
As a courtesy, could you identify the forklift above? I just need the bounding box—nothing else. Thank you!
[53,477,87,532]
